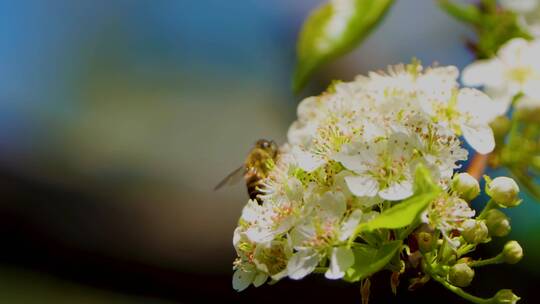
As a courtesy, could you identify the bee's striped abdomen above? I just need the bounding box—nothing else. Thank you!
[245,169,264,204]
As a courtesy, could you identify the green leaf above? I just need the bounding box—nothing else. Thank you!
[344,240,402,282]
[437,0,482,26]
[293,0,395,93]
[355,165,441,233]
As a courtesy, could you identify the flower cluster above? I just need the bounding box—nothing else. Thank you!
[231,63,511,293]
[462,37,540,116]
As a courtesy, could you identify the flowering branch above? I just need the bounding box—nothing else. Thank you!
[229,62,525,303]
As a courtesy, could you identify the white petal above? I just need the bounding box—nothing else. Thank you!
[379,180,413,201]
[457,88,499,124]
[290,222,316,248]
[232,269,256,292]
[246,225,275,244]
[498,38,529,63]
[292,146,324,172]
[418,66,459,95]
[297,96,320,120]
[286,177,304,202]
[339,209,363,241]
[344,175,379,197]
[333,141,370,172]
[462,124,495,155]
[287,249,319,280]
[287,121,317,146]
[233,227,242,246]
[333,152,365,172]
[524,79,540,99]
[319,191,347,218]
[252,272,268,287]
[462,60,504,88]
[240,199,262,222]
[488,94,514,117]
[325,247,354,280]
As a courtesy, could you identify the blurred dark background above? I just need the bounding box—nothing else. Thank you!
[0,0,538,303]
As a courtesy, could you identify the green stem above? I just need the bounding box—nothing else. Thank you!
[468,254,503,268]
[507,108,521,149]
[431,274,493,304]
[477,199,496,220]
[457,243,476,258]
[437,236,448,263]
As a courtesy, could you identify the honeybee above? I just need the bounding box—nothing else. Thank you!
[215,139,279,204]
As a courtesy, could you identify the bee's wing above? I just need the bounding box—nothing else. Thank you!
[214,166,245,190]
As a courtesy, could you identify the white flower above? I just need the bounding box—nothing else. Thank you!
[409,118,468,181]
[289,191,348,249]
[462,38,540,113]
[252,240,292,280]
[422,194,475,247]
[418,87,497,154]
[287,194,363,280]
[334,132,417,201]
[232,231,292,290]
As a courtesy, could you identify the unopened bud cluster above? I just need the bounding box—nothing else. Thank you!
[422,174,525,302]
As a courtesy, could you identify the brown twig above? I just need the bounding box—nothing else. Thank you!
[467,153,488,180]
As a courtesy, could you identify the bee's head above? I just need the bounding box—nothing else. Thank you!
[255,139,278,154]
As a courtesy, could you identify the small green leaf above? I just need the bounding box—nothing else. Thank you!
[293,0,395,93]
[360,192,439,231]
[355,165,441,233]
[344,240,402,282]
[413,162,440,194]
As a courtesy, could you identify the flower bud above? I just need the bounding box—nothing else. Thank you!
[451,173,480,201]
[461,219,489,244]
[485,209,511,237]
[493,289,520,304]
[417,231,435,253]
[487,177,520,207]
[448,263,474,287]
[502,241,523,264]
